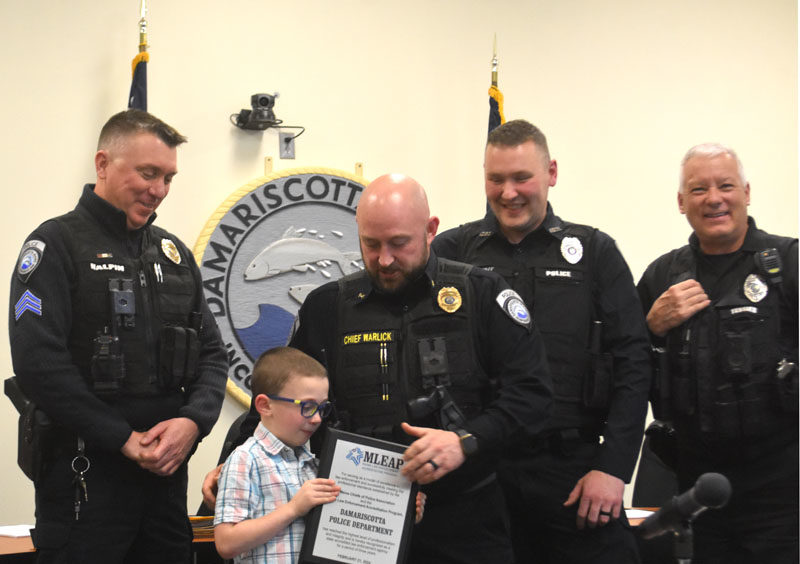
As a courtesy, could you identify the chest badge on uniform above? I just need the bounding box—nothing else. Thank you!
[437,287,462,313]
[743,273,768,303]
[16,240,46,284]
[561,236,583,265]
[161,238,181,265]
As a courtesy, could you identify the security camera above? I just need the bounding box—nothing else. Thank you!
[234,92,280,130]
[252,93,276,110]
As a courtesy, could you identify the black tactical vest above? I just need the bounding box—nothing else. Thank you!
[451,221,608,430]
[662,234,794,441]
[56,208,201,397]
[333,259,487,443]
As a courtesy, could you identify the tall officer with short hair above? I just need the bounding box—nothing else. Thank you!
[434,119,651,563]
[8,110,228,563]
[638,143,798,563]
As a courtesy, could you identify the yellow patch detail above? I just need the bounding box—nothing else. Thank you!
[343,331,393,345]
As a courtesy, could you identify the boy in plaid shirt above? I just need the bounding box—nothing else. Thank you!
[214,347,340,563]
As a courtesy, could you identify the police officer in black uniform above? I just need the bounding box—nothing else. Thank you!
[637,143,798,563]
[203,173,552,563]
[434,120,651,563]
[8,110,228,563]
[296,173,552,564]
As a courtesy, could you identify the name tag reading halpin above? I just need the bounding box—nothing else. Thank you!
[300,428,419,564]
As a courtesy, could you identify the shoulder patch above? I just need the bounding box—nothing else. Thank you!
[495,289,532,329]
[16,240,46,283]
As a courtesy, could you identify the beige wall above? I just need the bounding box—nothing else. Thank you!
[0,0,796,524]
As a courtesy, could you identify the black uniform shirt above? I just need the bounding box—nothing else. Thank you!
[637,218,798,464]
[434,205,651,482]
[229,252,551,497]
[288,250,553,459]
[637,217,798,354]
[8,185,228,452]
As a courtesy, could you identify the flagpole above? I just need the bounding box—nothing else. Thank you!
[128,0,149,110]
[488,34,504,134]
[138,0,149,53]
[491,33,498,88]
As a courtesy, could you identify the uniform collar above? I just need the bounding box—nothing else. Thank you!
[688,216,760,254]
[350,252,438,304]
[78,184,157,240]
[477,202,566,247]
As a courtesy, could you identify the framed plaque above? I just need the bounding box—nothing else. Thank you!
[299,428,419,564]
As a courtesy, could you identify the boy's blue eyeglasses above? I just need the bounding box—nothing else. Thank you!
[267,395,333,419]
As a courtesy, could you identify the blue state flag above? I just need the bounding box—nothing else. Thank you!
[128,51,148,110]
[488,84,504,135]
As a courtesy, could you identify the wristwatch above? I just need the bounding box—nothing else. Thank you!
[455,428,478,456]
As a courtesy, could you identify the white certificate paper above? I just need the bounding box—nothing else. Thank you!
[300,429,418,564]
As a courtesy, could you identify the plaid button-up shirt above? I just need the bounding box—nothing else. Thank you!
[215,422,318,564]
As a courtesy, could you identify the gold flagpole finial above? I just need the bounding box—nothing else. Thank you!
[491,33,498,87]
[138,0,149,53]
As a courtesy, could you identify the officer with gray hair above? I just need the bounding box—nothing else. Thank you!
[638,143,798,563]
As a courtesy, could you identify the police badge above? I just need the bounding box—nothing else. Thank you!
[561,236,583,265]
[743,273,768,303]
[437,287,462,313]
[161,238,182,265]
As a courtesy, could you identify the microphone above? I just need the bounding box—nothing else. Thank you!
[638,472,731,539]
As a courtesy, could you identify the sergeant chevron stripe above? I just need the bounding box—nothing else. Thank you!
[15,290,42,320]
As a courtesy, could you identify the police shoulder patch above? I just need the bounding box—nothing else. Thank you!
[495,289,532,329]
[16,240,46,283]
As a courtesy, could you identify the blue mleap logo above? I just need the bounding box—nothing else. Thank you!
[346,447,364,467]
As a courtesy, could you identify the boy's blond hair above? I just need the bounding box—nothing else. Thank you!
[251,346,327,397]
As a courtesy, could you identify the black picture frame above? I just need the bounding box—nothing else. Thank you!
[299,428,419,564]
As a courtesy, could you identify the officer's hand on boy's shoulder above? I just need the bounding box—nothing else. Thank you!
[202,464,224,509]
[399,422,465,484]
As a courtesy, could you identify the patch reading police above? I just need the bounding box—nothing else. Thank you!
[161,238,182,265]
[15,289,42,321]
[743,273,768,303]
[495,289,532,329]
[437,287,462,313]
[561,236,583,265]
[16,240,46,283]
[194,168,367,406]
